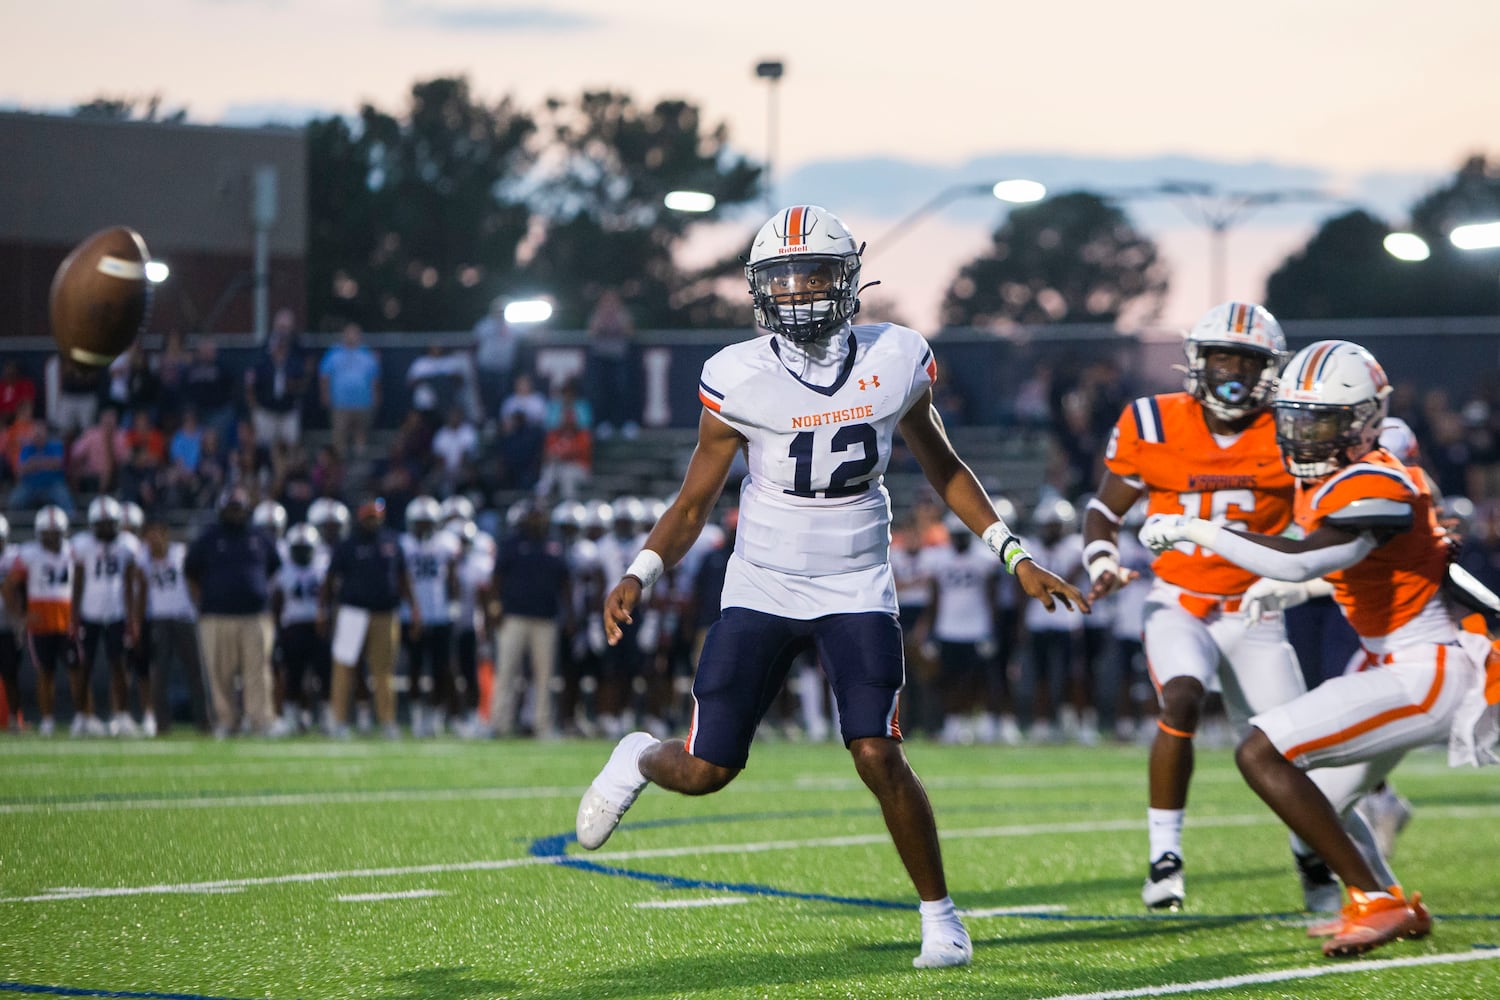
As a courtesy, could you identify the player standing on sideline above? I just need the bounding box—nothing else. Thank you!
[399,496,460,736]
[3,507,79,735]
[269,524,326,733]
[1083,302,1349,912]
[71,496,146,737]
[0,515,19,729]
[141,520,208,733]
[1139,339,1497,956]
[575,205,1088,969]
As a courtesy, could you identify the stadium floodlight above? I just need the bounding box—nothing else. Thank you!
[1450,220,1500,251]
[991,179,1047,204]
[1383,232,1431,262]
[145,260,170,283]
[504,299,553,324]
[665,191,716,213]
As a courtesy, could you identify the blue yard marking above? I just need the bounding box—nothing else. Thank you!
[0,984,265,1000]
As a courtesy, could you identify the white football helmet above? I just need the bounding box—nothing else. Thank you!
[122,501,145,535]
[1273,340,1392,479]
[551,500,586,532]
[1183,301,1287,421]
[988,495,1019,524]
[286,522,319,562]
[440,495,477,525]
[87,496,124,529]
[0,513,8,544]
[745,205,863,343]
[405,496,441,536]
[1031,496,1077,531]
[1377,416,1420,465]
[611,496,648,534]
[252,500,287,537]
[581,500,613,537]
[308,498,350,541]
[34,505,69,540]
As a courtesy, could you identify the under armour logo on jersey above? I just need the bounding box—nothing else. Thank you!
[858,375,880,391]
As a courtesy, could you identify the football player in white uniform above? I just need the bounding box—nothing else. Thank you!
[401,496,460,736]
[141,519,206,734]
[270,523,327,733]
[3,507,80,736]
[0,515,20,729]
[576,205,1088,969]
[72,497,146,736]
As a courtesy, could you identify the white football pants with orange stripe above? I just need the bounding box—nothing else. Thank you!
[1141,581,1306,729]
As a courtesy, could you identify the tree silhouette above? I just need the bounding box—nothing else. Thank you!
[940,192,1168,330]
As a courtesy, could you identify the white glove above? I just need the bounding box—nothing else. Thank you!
[1087,554,1122,585]
[1139,514,1216,555]
[1242,578,1310,620]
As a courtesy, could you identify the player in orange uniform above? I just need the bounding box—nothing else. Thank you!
[1083,302,1342,912]
[1140,340,1495,956]
[2,506,82,736]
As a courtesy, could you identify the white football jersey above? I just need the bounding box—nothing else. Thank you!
[273,560,326,627]
[921,543,998,643]
[9,541,74,633]
[891,543,932,610]
[699,323,936,618]
[400,531,461,624]
[143,542,196,621]
[455,550,492,632]
[71,531,143,624]
[566,536,603,619]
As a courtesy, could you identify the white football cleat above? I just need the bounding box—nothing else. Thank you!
[913,921,973,968]
[1142,851,1185,910]
[576,731,658,850]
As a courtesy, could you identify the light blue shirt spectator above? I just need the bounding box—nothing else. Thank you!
[319,341,380,410]
[170,423,204,473]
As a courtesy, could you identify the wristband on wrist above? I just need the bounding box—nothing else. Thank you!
[982,521,1034,575]
[624,549,665,589]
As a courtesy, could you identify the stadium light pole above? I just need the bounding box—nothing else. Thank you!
[867,179,1047,258]
[754,60,785,214]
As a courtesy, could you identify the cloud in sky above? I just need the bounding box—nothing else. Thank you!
[384,1,600,32]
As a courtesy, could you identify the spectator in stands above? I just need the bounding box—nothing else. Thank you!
[47,356,103,439]
[407,345,473,432]
[386,410,434,488]
[246,330,309,458]
[9,423,73,512]
[68,406,129,496]
[319,323,381,461]
[0,360,37,424]
[494,409,545,493]
[2,398,39,486]
[108,345,161,419]
[227,418,275,500]
[183,338,237,445]
[275,444,317,527]
[127,408,167,464]
[190,427,229,508]
[587,288,637,439]
[545,377,593,432]
[185,485,281,738]
[168,408,204,476]
[473,297,523,415]
[500,373,548,428]
[117,443,163,517]
[431,406,480,496]
[536,406,593,500]
[1011,361,1053,430]
[310,444,346,501]
[154,329,192,423]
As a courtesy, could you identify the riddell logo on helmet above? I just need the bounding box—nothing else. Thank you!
[776,245,809,254]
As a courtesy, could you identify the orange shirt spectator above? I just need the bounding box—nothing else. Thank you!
[2,398,39,477]
[0,360,36,422]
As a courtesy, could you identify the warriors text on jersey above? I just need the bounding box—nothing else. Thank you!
[71,532,143,624]
[1296,448,1452,649]
[7,542,74,634]
[698,322,936,617]
[1105,392,1294,597]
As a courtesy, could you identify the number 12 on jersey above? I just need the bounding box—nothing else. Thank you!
[785,422,880,499]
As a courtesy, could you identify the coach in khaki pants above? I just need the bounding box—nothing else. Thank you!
[185,486,281,736]
[319,498,419,739]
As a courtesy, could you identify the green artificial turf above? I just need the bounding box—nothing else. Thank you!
[2,736,1496,999]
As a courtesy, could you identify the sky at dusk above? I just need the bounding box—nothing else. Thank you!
[5,0,1496,331]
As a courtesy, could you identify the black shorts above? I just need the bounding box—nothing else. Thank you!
[688,608,905,769]
[80,621,126,667]
[26,632,80,674]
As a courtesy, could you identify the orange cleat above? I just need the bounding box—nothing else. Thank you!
[1318,887,1432,957]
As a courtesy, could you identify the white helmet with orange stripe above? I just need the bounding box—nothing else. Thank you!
[745,205,863,343]
[1183,301,1287,421]
[1273,340,1392,479]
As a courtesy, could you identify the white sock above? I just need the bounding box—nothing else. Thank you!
[919,896,959,925]
[1148,808,1185,861]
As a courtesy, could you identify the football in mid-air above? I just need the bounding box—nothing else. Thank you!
[48,226,153,369]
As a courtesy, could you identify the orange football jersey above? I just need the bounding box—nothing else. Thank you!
[1297,449,1448,640]
[1105,392,1294,596]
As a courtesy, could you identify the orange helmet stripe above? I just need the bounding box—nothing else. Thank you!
[785,205,806,247]
[1299,341,1336,391]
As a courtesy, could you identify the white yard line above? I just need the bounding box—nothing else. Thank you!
[6,804,1500,905]
[1034,948,1500,1000]
[633,896,748,909]
[337,889,447,902]
[963,904,1070,917]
